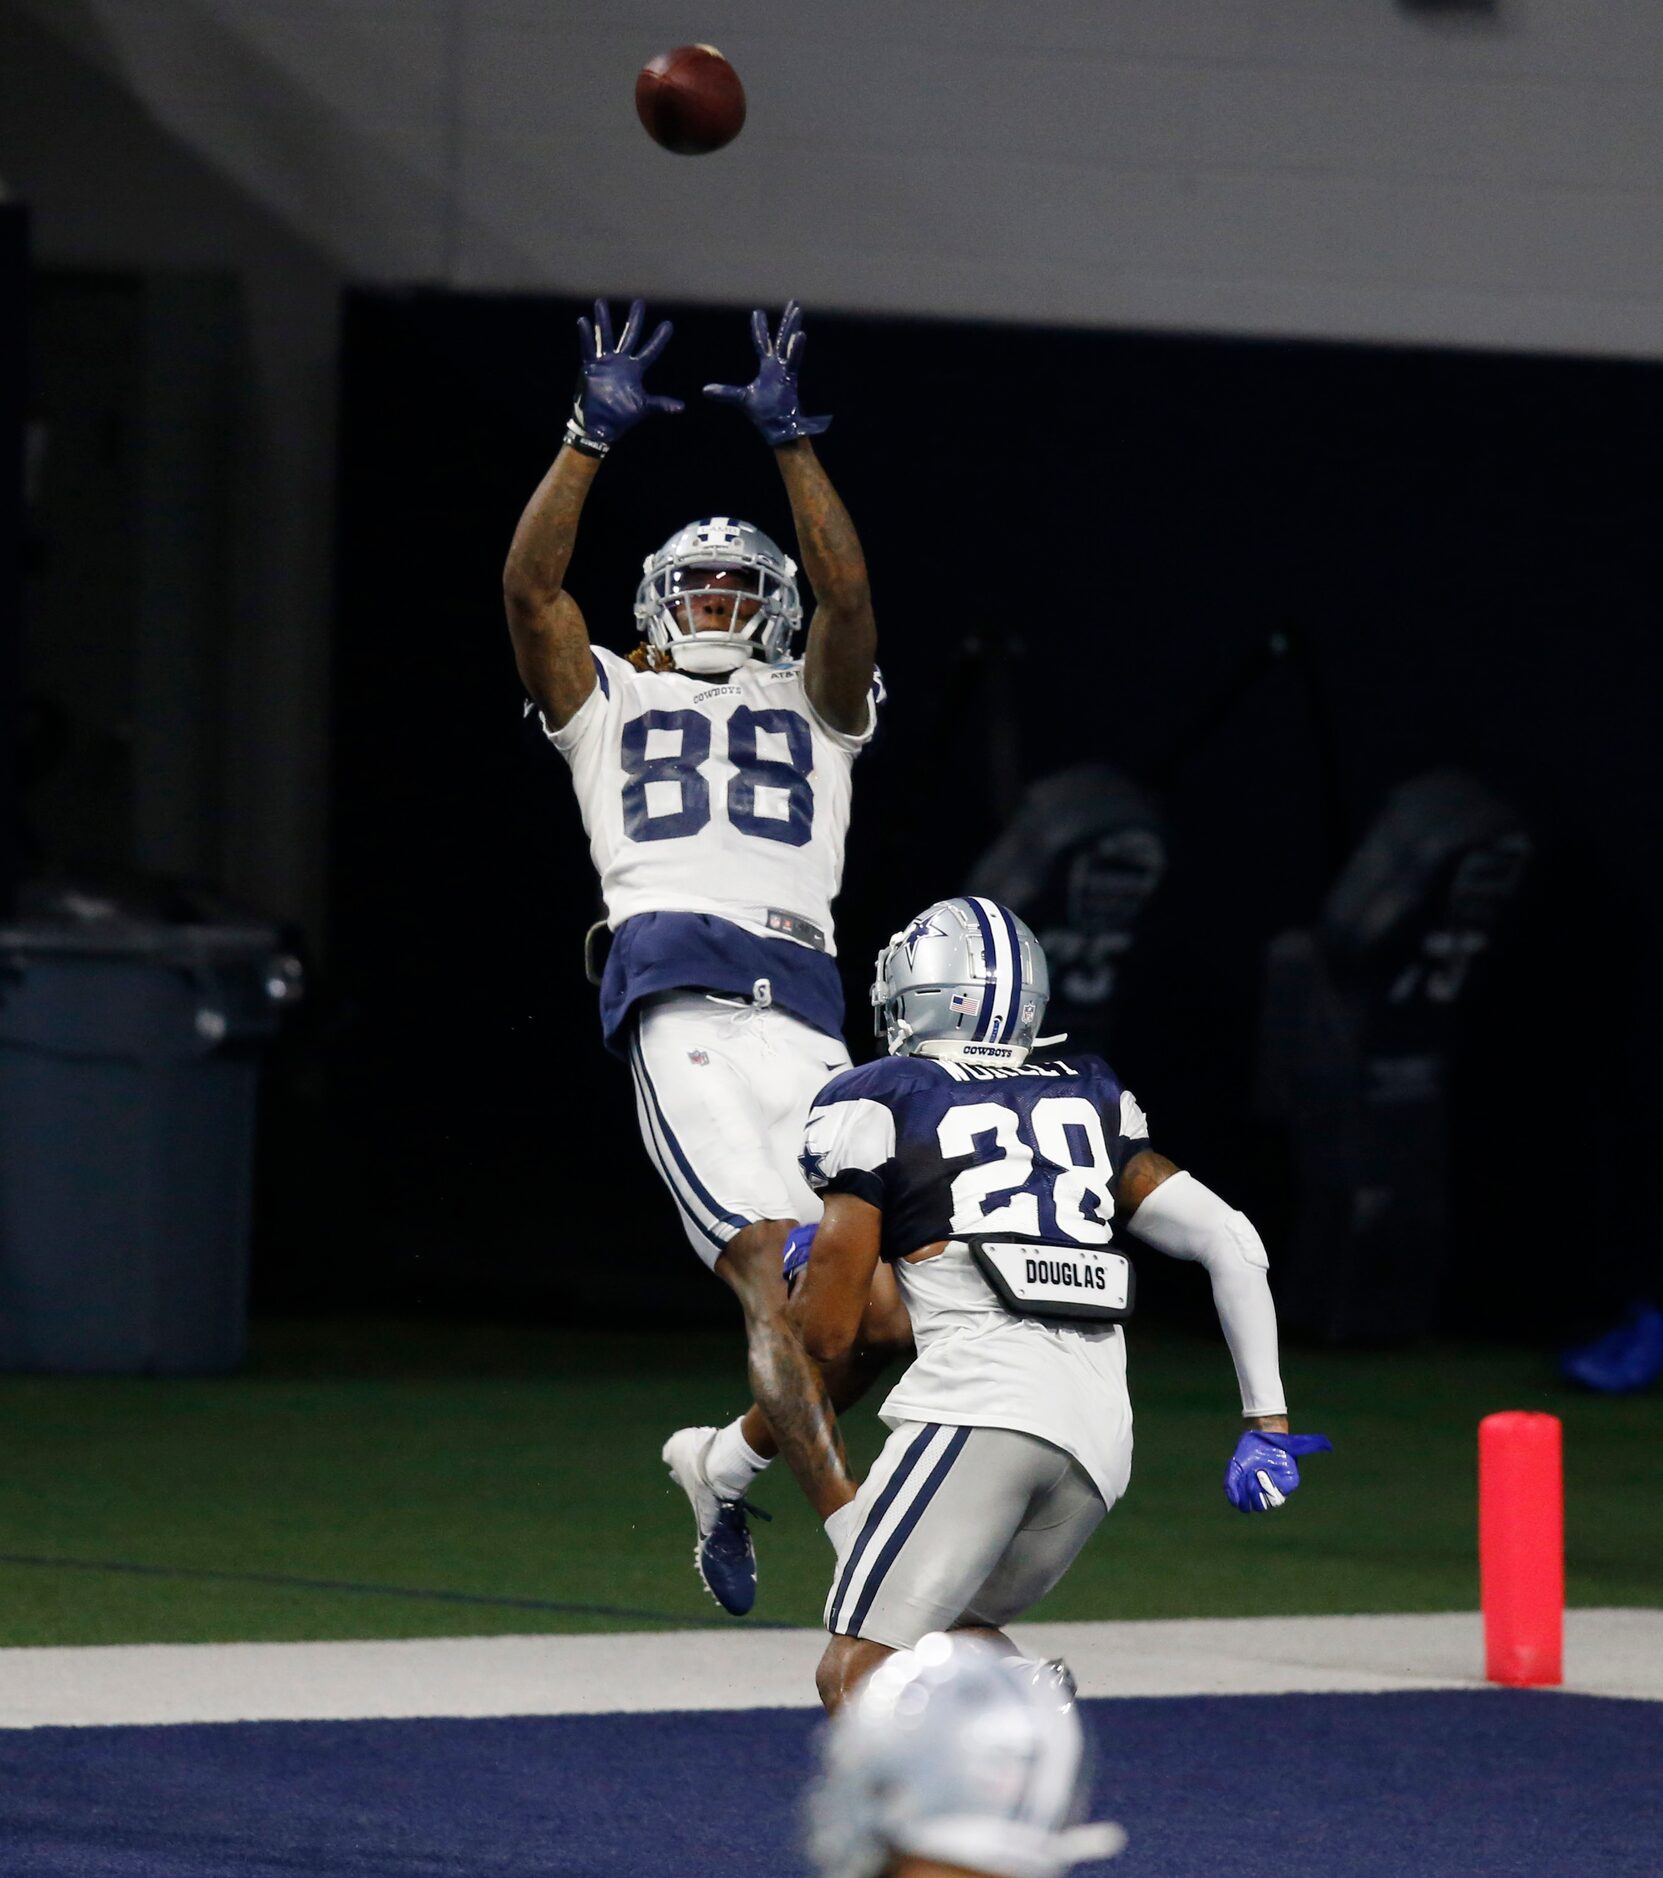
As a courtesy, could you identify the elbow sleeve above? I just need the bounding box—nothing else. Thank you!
[1128,1170,1287,1418]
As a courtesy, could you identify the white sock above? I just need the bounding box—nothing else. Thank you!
[824,1499,862,1554]
[704,1419,769,1501]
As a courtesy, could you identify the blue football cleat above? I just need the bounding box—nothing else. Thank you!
[661,1425,771,1615]
[1561,1302,1663,1395]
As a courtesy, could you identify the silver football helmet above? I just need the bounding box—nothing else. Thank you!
[872,896,1052,1065]
[806,1634,1125,1878]
[634,516,803,674]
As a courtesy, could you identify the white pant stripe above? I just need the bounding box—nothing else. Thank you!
[825,1424,960,1633]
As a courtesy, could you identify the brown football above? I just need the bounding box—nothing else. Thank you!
[635,44,747,155]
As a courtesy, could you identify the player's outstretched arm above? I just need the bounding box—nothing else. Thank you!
[703,302,876,734]
[780,439,878,736]
[503,446,602,728]
[1120,1148,1331,1509]
[504,298,682,728]
[790,1194,884,1364]
[1118,1149,1287,1418]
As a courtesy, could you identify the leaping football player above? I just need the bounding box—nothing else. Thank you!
[787,897,1332,1709]
[502,296,908,1615]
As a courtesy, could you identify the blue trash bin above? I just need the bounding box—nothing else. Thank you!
[0,895,301,1372]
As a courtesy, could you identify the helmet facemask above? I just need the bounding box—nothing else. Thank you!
[635,519,803,673]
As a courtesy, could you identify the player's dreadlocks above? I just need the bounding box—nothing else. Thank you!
[629,642,675,672]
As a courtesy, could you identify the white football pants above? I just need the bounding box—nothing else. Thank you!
[627,991,853,1268]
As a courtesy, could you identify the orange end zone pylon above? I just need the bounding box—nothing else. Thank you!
[1479,1410,1563,1686]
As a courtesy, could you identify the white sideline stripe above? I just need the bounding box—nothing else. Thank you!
[1,1610,1657,1730]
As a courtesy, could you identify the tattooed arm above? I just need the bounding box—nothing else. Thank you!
[777,439,878,736]
[505,299,682,728]
[502,446,601,729]
[789,1194,884,1365]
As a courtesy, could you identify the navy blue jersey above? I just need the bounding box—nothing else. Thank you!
[800,1052,1152,1265]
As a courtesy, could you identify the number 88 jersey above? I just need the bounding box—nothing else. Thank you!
[545,645,883,946]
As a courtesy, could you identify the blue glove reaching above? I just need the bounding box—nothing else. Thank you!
[1224,1430,1332,1513]
[566,298,683,457]
[703,301,832,447]
[782,1223,817,1291]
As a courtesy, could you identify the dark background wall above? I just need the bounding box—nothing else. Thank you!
[278,289,1662,1333]
[0,205,26,916]
[0,209,23,920]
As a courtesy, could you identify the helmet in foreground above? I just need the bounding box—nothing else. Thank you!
[806,1633,1125,1878]
[872,897,1051,1065]
[634,516,802,673]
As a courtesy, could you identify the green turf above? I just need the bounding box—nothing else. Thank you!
[0,1317,1655,1646]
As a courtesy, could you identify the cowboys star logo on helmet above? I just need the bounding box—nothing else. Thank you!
[901,910,948,967]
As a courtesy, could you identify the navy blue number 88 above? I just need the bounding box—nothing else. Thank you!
[728,707,813,847]
[620,706,814,847]
[620,710,712,841]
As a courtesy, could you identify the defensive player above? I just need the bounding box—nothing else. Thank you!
[789,896,1331,1708]
[502,296,904,1614]
[806,1631,1126,1878]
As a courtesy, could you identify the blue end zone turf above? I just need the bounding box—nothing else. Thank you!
[1,1691,1657,1875]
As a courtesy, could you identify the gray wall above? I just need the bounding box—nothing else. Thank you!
[16,0,1663,357]
[5,0,1662,935]
[1,2,339,934]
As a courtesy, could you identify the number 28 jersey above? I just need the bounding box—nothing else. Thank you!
[800,1050,1153,1504]
[801,1052,1151,1264]
[545,645,882,1042]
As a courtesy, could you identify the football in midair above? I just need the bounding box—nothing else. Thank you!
[636,45,747,155]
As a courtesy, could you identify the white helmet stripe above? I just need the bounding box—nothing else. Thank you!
[969,896,1014,1045]
[962,898,999,1041]
[994,902,1026,1043]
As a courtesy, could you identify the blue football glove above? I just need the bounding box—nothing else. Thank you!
[566,297,683,457]
[782,1223,817,1291]
[703,300,832,447]
[1224,1430,1333,1513]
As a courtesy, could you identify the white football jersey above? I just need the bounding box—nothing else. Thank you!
[545,645,879,951]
